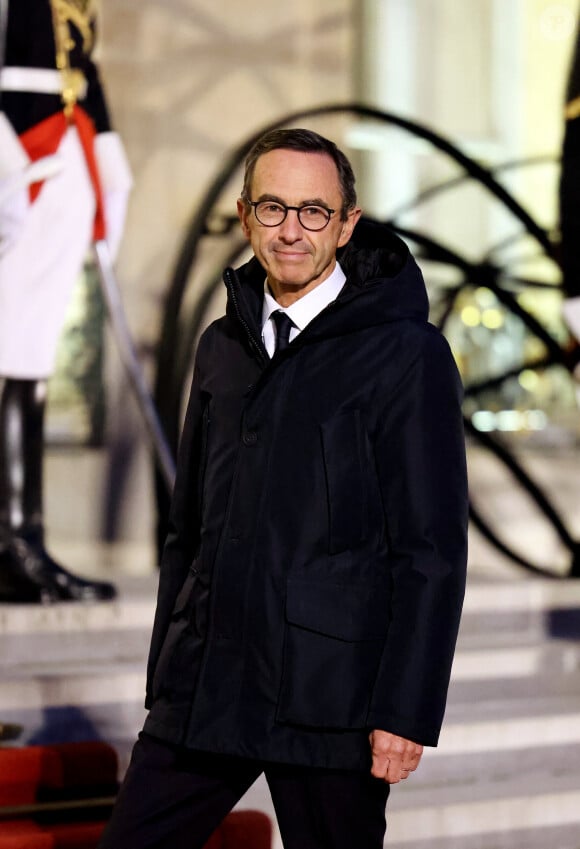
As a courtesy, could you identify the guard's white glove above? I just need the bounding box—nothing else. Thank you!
[0,173,29,251]
[94,131,133,262]
[0,112,62,253]
[562,296,580,343]
[0,111,31,252]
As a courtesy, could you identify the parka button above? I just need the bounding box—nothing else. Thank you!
[242,430,258,445]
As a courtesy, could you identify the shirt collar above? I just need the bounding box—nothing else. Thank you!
[261,262,346,332]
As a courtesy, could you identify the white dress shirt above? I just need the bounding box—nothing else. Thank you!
[261,263,346,357]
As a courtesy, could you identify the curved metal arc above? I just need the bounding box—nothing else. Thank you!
[466,423,579,579]
[394,226,567,365]
[155,101,555,440]
[479,278,566,364]
[153,103,577,578]
[464,418,576,549]
[468,502,562,579]
[390,224,476,272]
[462,355,554,398]
[390,153,558,221]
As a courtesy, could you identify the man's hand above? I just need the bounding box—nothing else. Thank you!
[369,730,423,784]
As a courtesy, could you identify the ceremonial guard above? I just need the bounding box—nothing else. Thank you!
[0,0,132,602]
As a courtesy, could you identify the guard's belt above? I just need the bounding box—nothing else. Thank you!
[0,67,87,100]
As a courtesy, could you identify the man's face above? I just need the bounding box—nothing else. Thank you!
[237,148,361,303]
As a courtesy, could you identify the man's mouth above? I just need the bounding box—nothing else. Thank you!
[275,250,309,259]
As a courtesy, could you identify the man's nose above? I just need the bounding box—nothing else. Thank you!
[278,209,303,240]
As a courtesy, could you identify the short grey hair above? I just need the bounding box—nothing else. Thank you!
[241,128,357,220]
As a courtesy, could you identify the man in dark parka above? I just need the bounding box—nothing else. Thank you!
[99,128,468,849]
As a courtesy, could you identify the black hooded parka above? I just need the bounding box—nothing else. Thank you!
[143,221,468,772]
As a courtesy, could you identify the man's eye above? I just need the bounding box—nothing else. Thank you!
[302,206,323,216]
[263,203,283,213]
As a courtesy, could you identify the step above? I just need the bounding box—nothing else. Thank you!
[383,720,580,846]
[447,638,580,710]
[458,575,580,642]
[2,570,580,849]
[386,794,580,848]
[238,736,580,849]
[2,574,579,655]
[0,573,157,666]
[0,574,155,768]
[383,823,580,849]
[0,575,578,741]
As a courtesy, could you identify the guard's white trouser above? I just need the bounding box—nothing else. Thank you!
[0,126,95,379]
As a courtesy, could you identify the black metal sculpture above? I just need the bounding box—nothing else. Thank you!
[153,104,580,578]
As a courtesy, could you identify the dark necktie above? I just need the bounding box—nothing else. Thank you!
[272,310,294,353]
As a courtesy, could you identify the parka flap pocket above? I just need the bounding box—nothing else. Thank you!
[285,578,390,642]
[320,410,368,554]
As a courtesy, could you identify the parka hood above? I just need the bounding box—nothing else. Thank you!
[337,217,428,322]
[226,217,429,347]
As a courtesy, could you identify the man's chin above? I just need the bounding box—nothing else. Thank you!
[268,267,313,289]
[266,260,333,297]
[273,278,317,295]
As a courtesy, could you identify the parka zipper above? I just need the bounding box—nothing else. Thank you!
[224,268,269,368]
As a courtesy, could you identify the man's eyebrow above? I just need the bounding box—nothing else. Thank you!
[254,194,285,204]
[255,193,333,208]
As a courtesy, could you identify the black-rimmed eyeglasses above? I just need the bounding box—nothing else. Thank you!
[247,200,335,231]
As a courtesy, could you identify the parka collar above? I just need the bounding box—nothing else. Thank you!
[224,218,429,350]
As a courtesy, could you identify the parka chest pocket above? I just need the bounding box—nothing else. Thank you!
[320,410,368,554]
[276,577,390,730]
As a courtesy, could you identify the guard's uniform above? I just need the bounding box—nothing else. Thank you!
[0,0,130,603]
[0,0,131,377]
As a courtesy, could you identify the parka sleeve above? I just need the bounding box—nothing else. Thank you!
[145,335,210,708]
[366,326,468,746]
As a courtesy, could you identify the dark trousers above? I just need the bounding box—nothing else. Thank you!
[98,733,390,849]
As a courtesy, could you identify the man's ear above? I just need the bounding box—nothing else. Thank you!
[337,206,362,248]
[237,198,251,240]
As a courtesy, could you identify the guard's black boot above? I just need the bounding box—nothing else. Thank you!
[0,378,117,603]
[0,532,61,603]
